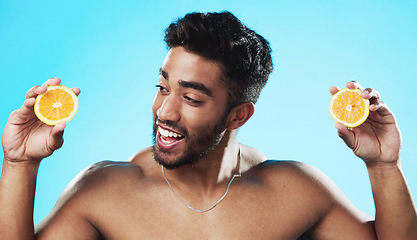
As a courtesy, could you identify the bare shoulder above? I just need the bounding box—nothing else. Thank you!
[66,148,157,196]
[247,159,329,184]
[245,160,350,213]
[73,146,153,179]
[240,144,326,184]
[39,148,155,219]
[247,160,375,238]
[56,148,159,205]
[35,152,155,238]
[69,160,146,189]
[39,160,147,215]
[240,144,338,199]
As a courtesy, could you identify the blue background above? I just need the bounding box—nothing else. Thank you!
[1,0,416,224]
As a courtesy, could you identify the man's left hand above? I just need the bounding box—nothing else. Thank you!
[329,81,402,165]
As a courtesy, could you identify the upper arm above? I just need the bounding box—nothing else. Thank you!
[34,162,109,240]
[294,162,376,239]
[307,206,376,240]
[264,161,376,240]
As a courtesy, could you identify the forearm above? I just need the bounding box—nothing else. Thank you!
[0,158,40,240]
[367,160,417,240]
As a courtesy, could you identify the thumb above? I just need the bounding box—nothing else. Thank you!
[335,122,355,150]
[49,122,66,150]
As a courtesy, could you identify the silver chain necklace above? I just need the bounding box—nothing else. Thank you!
[161,150,241,213]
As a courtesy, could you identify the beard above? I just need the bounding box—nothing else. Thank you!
[152,114,228,170]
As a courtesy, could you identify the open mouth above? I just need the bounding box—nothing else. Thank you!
[156,126,185,149]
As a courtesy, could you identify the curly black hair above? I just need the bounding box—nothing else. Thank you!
[164,11,273,109]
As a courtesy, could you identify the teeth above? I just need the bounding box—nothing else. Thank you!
[158,127,182,138]
[161,136,173,144]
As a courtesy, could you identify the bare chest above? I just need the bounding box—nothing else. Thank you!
[91,181,316,240]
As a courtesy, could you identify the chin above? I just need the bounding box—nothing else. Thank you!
[151,145,203,170]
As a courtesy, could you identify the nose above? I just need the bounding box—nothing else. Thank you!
[157,95,181,123]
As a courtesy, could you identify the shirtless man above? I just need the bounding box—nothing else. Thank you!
[1,11,416,240]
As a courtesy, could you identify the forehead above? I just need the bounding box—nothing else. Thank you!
[160,47,226,94]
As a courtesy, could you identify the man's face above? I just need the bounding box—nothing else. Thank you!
[152,47,230,169]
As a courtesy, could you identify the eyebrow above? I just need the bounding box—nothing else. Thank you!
[159,68,213,97]
[159,68,168,79]
[178,80,213,97]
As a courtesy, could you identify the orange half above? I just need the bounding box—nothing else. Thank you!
[329,88,369,128]
[34,85,79,125]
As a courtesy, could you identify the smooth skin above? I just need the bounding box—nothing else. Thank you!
[1,47,416,239]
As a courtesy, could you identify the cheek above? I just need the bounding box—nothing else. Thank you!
[185,108,227,131]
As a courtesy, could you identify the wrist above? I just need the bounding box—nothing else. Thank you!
[366,158,400,169]
[366,159,403,180]
[2,158,41,176]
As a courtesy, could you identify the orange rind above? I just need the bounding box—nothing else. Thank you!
[34,85,78,125]
[329,88,369,128]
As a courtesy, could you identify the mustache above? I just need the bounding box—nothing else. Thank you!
[154,118,189,137]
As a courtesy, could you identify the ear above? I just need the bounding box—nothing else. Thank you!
[226,102,255,130]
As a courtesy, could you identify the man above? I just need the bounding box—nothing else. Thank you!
[1,11,416,239]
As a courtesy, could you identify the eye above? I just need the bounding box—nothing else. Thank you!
[155,84,168,93]
[184,96,202,105]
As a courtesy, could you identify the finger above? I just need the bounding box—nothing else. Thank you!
[18,98,37,116]
[25,77,62,100]
[16,85,45,121]
[369,101,385,112]
[26,85,46,99]
[42,77,61,87]
[329,86,340,96]
[71,87,81,96]
[53,122,66,133]
[335,122,355,150]
[361,88,384,112]
[361,88,380,101]
[346,81,365,91]
[368,101,393,120]
[50,122,66,150]
[11,97,39,124]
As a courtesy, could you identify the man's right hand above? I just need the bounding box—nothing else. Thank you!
[2,77,80,164]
